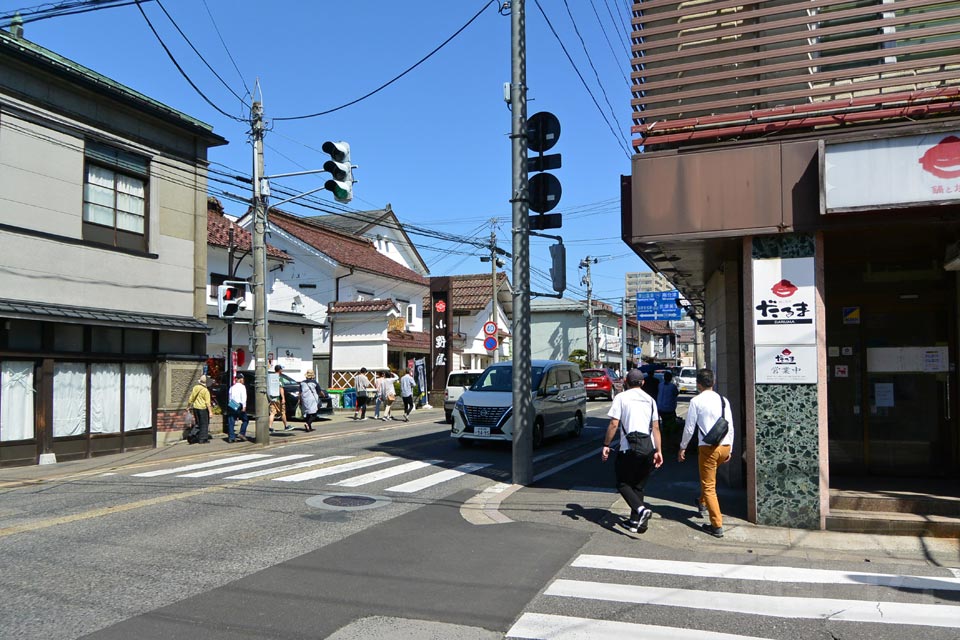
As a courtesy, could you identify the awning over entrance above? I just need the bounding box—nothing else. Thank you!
[0,298,209,332]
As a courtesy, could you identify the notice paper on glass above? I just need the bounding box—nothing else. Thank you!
[875,383,895,408]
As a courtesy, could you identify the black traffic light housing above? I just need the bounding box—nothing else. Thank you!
[527,111,562,229]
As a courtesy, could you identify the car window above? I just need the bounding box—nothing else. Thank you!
[569,368,583,384]
[680,368,696,378]
[448,373,480,387]
[555,367,573,389]
[583,369,606,378]
[474,366,545,391]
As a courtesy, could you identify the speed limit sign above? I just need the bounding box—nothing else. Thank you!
[483,321,498,336]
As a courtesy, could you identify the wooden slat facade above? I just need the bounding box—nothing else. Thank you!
[632,0,960,147]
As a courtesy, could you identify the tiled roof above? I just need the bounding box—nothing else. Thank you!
[388,329,430,352]
[207,199,289,260]
[639,320,674,334]
[268,210,428,286]
[329,300,399,314]
[422,273,509,312]
[0,298,208,332]
[307,206,429,275]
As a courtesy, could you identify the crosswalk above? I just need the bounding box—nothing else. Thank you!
[129,453,491,495]
[507,553,960,639]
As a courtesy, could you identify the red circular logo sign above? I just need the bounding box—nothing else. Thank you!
[435,300,447,313]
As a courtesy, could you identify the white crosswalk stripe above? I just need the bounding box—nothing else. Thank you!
[507,554,960,638]
[127,454,493,496]
[386,462,491,493]
[132,454,270,477]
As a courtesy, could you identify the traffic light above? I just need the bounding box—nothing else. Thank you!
[217,284,242,319]
[322,140,353,203]
[527,111,562,229]
[549,241,566,294]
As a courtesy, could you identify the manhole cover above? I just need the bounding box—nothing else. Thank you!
[306,493,391,512]
[324,495,376,507]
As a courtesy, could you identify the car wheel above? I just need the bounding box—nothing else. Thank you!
[570,412,583,438]
[608,389,615,401]
[532,419,544,449]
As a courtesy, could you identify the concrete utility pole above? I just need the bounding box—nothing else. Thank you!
[489,222,500,364]
[580,256,597,364]
[510,0,533,485]
[251,101,270,445]
[621,296,628,374]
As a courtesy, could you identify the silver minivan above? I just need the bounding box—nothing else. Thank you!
[450,360,587,448]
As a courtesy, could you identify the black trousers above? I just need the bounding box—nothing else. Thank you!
[614,450,655,520]
[356,395,368,418]
[192,408,210,442]
[402,395,414,415]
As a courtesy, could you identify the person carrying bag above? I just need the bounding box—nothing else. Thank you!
[678,369,734,538]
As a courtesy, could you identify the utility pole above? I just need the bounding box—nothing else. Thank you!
[580,256,597,364]
[510,0,533,485]
[489,221,500,363]
[621,296,628,374]
[251,101,269,445]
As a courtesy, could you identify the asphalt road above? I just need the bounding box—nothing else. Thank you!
[1,399,958,640]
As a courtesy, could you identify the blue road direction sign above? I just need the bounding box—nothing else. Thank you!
[636,290,683,321]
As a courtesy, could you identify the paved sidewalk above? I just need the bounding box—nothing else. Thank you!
[0,406,445,487]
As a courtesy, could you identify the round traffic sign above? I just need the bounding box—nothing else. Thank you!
[483,321,498,336]
[484,336,498,351]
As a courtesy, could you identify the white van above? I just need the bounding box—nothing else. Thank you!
[450,360,587,448]
[444,369,484,424]
[677,367,698,393]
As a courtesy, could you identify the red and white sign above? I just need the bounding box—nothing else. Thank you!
[434,300,447,314]
[756,345,817,383]
[823,132,960,211]
[483,321,497,336]
[752,257,816,345]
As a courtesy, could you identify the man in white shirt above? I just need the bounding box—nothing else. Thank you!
[679,369,734,538]
[601,369,663,534]
[227,373,249,443]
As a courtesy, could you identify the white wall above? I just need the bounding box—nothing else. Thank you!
[531,311,587,360]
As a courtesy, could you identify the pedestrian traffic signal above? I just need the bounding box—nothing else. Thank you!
[322,140,353,203]
[549,241,566,294]
[217,284,242,319]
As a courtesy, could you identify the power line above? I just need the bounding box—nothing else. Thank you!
[2,0,147,26]
[589,0,631,88]
[133,0,245,122]
[200,0,250,99]
[273,0,497,121]
[533,0,631,160]
[602,0,631,59]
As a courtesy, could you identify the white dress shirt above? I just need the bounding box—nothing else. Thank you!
[680,388,734,449]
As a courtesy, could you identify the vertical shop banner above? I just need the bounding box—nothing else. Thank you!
[752,257,817,345]
[430,277,453,394]
[414,358,428,399]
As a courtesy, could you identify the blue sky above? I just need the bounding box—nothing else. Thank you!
[17,0,646,306]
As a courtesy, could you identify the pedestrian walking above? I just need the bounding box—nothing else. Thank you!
[226,373,249,442]
[188,374,211,444]
[299,370,322,432]
[375,370,398,421]
[400,369,416,422]
[352,367,375,420]
[679,368,734,539]
[601,369,663,533]
[657,371,679,429]
[641,371,660,401]
[267,364,289,432]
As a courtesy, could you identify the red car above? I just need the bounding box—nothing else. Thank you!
[582,368,623,401]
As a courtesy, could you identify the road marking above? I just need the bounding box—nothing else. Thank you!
[332,460,441,487]
[131,454,270,477]
[508,613,767,640]
[546,579,960,628]
[226,455,353,480]
[387,462,490,493]
[573,555,960,591]
[177,454,314,478]
[533,448,600,483]
[272,456,396,482]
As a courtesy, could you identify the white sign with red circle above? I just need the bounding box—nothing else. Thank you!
[483,321,498,336]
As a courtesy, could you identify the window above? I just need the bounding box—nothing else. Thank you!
[0,361,35,441]
[406,304,416,324]
[82,142,148,252]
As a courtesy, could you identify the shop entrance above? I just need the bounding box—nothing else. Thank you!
[825,229,958,478]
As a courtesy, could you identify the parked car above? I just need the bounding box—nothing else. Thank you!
[451,360,586,448]
[444,369,484,424]
[582,368,623,401]
[676,367,698,393]
[214,371,333,421]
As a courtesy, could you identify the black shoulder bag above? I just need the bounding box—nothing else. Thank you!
[619,394,657,457]
[701,394,729,446]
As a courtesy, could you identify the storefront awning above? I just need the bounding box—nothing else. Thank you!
[0,298,209,332]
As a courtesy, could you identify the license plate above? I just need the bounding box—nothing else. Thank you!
[474,427,490,436]
[585,383,596,388]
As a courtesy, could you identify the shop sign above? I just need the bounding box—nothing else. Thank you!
[823,132,960,211]
[755,346,817,384]
[752,257,816,345]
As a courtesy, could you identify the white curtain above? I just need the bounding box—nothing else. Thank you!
[124,364,152,431]
[83,164,115,225]
[115,173,145,233]
[0,361,35,441]
[53,363,87,437]
[90,364,121,434]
